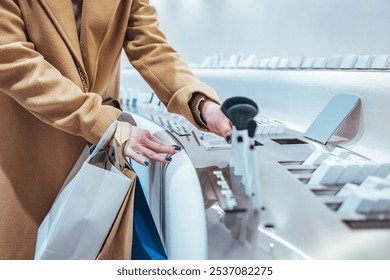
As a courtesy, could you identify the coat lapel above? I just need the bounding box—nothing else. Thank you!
[39,0,121,90]
[39,0,84,67]
[79,0,121,89]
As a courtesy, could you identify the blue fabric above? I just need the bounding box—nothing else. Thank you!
[131,177,167,260]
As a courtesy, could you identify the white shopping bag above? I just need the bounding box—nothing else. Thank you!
[35,121,132,260]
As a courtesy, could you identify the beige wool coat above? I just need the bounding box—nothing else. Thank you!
[0,0,219,259]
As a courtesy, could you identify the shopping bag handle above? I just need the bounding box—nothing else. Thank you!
[87,120,135,172]
[122,140,135,172]
[109,137,135,172]
[110,121,135,172]
[87,120,119,162]
[107,138,124,170]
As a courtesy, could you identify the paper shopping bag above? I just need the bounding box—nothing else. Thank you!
[35,121,132,260]
[97,167,137,260]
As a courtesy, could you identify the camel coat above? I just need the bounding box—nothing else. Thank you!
[0,0,219,259]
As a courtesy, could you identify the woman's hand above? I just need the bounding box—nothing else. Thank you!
[200,100,233,142]
[115,122,181,166]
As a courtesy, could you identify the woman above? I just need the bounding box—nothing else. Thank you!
[0,0,231,259]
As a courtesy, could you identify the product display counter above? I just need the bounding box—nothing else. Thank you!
[123,67,390,260]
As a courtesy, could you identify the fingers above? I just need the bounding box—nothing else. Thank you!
[210,114,233,143]
[219,124,233,143]
[126,146,173,166]
[146,135,181,154]
[200,101,233,142]
[125,148,151,166]
[123,126,180,166]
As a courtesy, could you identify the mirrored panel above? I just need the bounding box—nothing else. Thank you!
[304,94,360,144]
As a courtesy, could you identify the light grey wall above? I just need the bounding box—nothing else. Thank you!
[146,0,390,65]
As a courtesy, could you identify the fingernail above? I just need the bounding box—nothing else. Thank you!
[144,161,149,166]
[173,145,181,151]
[226,135,231,142]
[165,156,172,161]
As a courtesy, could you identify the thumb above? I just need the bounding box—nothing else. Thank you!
[217,118,233,142]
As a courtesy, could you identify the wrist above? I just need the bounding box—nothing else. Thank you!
[189,93,209,128]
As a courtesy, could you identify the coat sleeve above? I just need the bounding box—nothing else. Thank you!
[0,0,121,145]
[123,0,220,129]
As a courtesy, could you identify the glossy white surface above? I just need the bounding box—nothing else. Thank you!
[163,151,208,260]
[131,114,208,259]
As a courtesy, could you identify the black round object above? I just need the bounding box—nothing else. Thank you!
[226,103,258,130]
[221,96,258,119]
